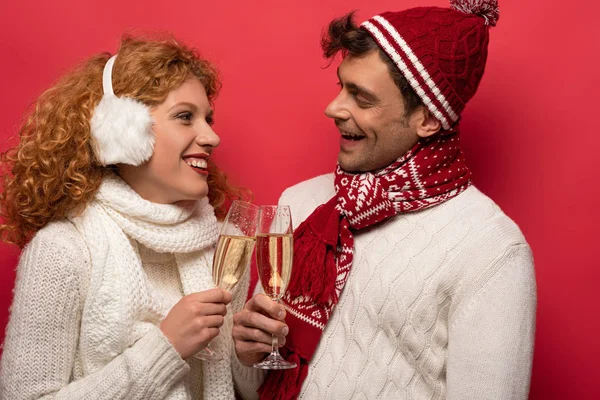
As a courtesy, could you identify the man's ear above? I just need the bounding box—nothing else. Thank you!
[413,107,441,138]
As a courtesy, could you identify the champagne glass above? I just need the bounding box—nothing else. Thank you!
[195,200,260,361]
[253,205,297,370]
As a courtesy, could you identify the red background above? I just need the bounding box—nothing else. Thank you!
[1,0,598,398]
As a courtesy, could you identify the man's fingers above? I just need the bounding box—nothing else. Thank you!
[236,340,272,355]
[233,324,273,345]
[234,339,274,355]
[246,294,286,320]
[233,333,287,354]
[234,309,288,336]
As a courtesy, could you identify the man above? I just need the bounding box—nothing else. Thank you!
[232,1,536,399]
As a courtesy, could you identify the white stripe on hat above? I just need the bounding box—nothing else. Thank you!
[371,15,459,123]
[361,20,452,130]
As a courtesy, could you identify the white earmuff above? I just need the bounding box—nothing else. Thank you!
[90,55,155,166]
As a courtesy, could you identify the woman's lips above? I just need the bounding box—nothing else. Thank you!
[182,154,209,176]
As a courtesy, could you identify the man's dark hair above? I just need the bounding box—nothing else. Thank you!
[321,12,424,117]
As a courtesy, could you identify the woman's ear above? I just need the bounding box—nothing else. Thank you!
[414,107,441,138]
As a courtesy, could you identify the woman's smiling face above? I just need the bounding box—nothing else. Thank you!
[119,77,220,204]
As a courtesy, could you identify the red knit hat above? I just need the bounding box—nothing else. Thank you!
[361,0,500,130]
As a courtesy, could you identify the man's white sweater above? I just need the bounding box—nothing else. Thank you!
[275,174,536,400]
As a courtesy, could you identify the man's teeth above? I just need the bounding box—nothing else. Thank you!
[342,134,365,140]
[186,159,208,169]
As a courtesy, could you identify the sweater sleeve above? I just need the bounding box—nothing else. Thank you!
[446,243,537,400]
[0,225,189,400]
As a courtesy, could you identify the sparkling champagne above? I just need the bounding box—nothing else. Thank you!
[256,233,293,299]
[212,235,255,291]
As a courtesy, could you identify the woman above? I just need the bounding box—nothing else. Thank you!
[0,35,263,399]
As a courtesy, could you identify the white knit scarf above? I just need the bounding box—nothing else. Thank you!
[70,173,235,399]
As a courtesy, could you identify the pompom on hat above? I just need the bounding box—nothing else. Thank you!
[360,0,500,130]
[90,55,155,166]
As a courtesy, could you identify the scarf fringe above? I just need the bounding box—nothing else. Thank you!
[287,199,340,305]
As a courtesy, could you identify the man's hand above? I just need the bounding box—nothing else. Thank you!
[232,293,289,366]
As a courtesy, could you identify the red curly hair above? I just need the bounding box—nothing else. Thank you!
[0,35,250,248]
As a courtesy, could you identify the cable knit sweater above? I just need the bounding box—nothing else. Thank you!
[0,175,262,399]
[257,174,536,400]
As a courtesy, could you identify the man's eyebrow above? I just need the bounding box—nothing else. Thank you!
[344,82,379,102]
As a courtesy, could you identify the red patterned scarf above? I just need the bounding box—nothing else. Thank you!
[259,132,471,400]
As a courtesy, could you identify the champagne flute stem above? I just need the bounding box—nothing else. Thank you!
[270,297,281,355]
[271,333,279,354]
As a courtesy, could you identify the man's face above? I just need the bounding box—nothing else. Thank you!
[325,50,421,173]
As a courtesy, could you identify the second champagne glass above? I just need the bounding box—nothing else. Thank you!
[195,200,259,361]
[253,205,297,370]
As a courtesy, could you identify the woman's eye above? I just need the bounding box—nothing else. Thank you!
[206,116,215,126]
[176,112,193,122]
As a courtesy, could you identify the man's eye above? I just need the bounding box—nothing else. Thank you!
[350,91,364,102]
[354,96,371,108]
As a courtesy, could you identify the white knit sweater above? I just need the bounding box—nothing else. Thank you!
[0,175,262,399]
[267,174,536,400]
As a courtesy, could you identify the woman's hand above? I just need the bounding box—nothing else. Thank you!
[160,288,232,360]
[232,293,289,366]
